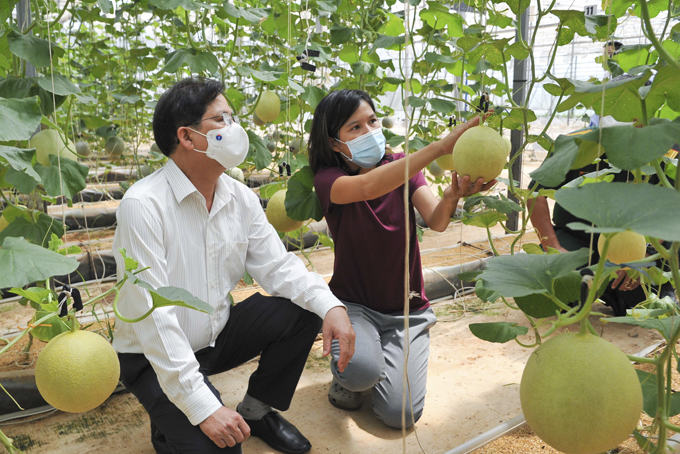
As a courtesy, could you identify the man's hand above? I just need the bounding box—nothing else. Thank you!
[611,269,641,291]
[322,307,355,373]
[199,406,251,448]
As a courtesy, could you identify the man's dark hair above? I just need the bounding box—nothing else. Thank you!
[153,78,225,157]
[308,89,376,174]
[604,40,623,51]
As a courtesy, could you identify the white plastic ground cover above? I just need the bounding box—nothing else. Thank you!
[444,340,665,454]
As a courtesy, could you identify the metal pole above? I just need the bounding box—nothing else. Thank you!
[507,7,529,231]
[16,0,36,78]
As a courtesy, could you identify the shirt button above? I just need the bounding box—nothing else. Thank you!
[211,282,216,289]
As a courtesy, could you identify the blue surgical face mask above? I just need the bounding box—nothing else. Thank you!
[335,128,386,168]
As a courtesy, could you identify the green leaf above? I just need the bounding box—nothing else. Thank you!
[246,130,272,171]
[0,96,43,141]
[301,85,326,110]
[462,211,508,228]
[164,48,218,74]
[478,249,590,298]
[419,1,464,36]
[494,0,530,16]
[0,209,64,248]
[148,0,212,11]
[575,120,680,171]
[222,3,268,22]
[514,271,581,318]
[127,272,214,314]
[557,72,651,122]
[379,12,405,36]
[118,248,139,272]
[0,237,78,288]
[506,42,529,60]
[551,10,613,39]
[7,30,64,68]
[555,182,680,242]
[645,66,680,115]
[35,155,89,201]
[529,133,588,187]
[404,136,430,152]
[30,309,73,342]
[635,369,680,418]
[226,87,246,112]
[97,0,113,13]
[36,74,81,96]
[475,279,501,303]
[237,64,284,82]
[370,34,405,52]
[469,322,528,343]
[9,287,51,305]
[428,98,456,114]
[464,194,524,214]
[330,25,353,45]
[0,146,40,182]
[259,181,287,199]
[605,316,680,341]
[285,166,323,222]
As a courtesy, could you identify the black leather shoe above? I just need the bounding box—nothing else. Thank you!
[244,411,311,454]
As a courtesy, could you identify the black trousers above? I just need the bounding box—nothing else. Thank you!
[118,293,323,454]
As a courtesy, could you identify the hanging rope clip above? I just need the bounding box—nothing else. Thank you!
[448,117,457,128]
[279,162,292,177]
[296,49,320,72]
[477,91,490,113]
[57,284,83,317]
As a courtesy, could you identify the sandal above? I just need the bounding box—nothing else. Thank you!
[328,377,362,411]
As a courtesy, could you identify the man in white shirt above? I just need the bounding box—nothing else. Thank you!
[113,77,355,454]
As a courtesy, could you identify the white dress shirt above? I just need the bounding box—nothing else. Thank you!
[112,158,343,426]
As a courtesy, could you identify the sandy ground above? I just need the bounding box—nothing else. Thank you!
[2,300,661,454]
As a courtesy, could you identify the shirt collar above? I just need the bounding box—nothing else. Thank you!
[165,158,233,208]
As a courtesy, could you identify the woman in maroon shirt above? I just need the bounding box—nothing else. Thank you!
[309,89,495,428]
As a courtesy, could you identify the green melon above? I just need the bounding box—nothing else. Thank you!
[597,230,647,265]
[435,154,455,171]
[382,117,395,129]
[105,136,126,157]
[255,90,281,123]
[29,130,78,166]
[75,141,91,157]
[520,332,642,454]
[452,125,508,182]
[266,190,303,232]
[290,138,308,155]
[429,160,445,177]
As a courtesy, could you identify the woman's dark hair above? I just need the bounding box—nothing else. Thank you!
[308,89,376,174]
[153,78,225,157]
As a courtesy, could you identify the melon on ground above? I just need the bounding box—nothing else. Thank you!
[35,330,120,413]
[452,125,509,182]
[520,332,643,454]
[29,129,78,166]
[266,190,303,232]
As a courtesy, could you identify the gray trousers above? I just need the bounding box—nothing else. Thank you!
[330,302,437,429]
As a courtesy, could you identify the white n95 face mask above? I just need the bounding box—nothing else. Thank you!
[189,121,249,169]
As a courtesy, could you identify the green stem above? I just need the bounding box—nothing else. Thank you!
[652,158,674,189]
[627,354,659,364]
[242,83,264,118]
[23,0,72,35]
[0,428,23,454]
[112,287,155,323]
[486,225,501,257]
[185,11,195,49]
[640,0,680,70]
[0,312,56,357]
